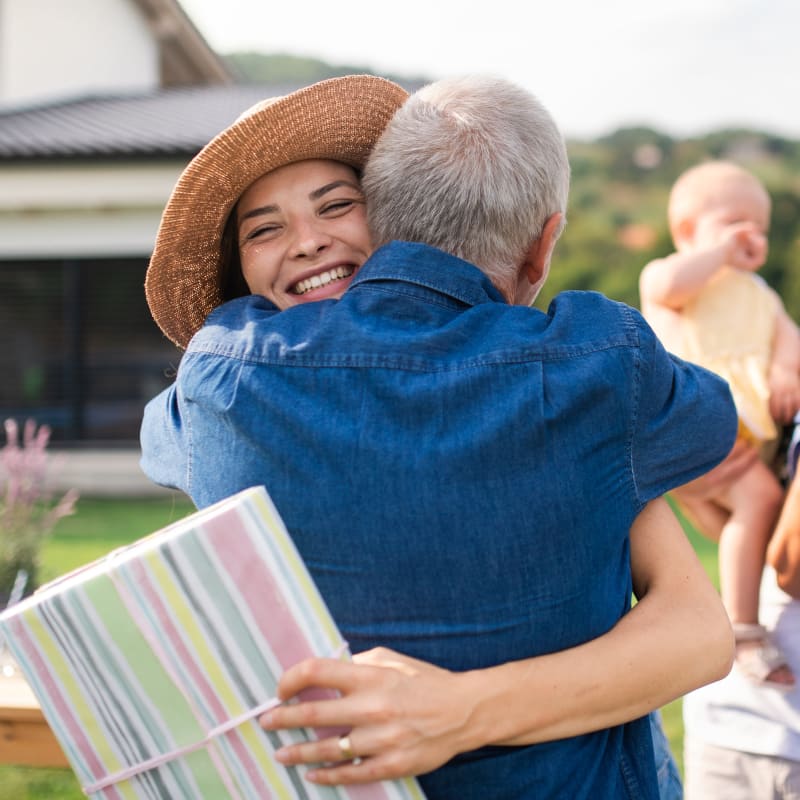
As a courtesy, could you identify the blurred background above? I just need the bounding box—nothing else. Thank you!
[0,0,799,492]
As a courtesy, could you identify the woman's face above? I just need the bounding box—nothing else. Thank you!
[236,159,372,309]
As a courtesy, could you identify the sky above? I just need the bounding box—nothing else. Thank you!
[179,0,800,141]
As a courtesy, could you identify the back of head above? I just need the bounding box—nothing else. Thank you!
[362,75,570,296]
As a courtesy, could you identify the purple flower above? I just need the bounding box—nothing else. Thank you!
[1,418,79,596]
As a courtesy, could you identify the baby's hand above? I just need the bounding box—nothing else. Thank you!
[727,226,768,272]
[694,217,768,272]
[769,363,800,424]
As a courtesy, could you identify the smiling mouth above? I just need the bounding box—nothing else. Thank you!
[290,265,356,295]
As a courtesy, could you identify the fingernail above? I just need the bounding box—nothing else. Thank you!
[275,747,289,763]
[259,712,273,727]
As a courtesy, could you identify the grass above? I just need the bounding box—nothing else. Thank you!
[36,494,195,586]
[0,767,84,800]
[659,500,721,778]
[1,495,719,797]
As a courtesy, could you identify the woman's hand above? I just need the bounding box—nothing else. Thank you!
[259,647,479,785]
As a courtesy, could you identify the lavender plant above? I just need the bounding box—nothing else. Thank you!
[0,418,78,601]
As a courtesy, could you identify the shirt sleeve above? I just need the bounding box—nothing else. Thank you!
[630,308,738,505]
[139,383,191,495]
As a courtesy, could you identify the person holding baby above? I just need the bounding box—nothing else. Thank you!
[640,160,800,691]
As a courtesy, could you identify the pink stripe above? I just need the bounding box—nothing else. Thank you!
[8,615,124,800]
[202,511,318,669]
[346,784,396,800]
[126,556,275,797]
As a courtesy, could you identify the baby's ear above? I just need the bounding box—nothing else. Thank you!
[673,217,695,247]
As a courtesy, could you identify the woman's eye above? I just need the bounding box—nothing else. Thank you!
[245,224,280,241]
[321,198,361,215]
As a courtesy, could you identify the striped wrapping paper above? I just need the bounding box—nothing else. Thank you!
[0,485,426,800]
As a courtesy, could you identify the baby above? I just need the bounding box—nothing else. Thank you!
[640,160,800,690]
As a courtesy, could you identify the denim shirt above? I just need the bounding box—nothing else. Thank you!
[141,241,737,799]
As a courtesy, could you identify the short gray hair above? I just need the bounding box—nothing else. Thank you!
[363,75,570,297]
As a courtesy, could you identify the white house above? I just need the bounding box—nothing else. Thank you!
[0,0,284,452]
[0,0,233,263]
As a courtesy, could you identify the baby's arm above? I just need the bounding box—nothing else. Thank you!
[640,219,767,311]
[639,247,728,311]
[769,303,800,423]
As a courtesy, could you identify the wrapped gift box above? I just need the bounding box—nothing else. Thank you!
[0,485,425,800]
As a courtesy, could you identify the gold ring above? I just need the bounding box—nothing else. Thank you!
[337,734,355,761]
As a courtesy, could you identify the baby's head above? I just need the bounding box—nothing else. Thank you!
[667,161,771,251]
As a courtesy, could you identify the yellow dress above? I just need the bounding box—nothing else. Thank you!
[675,268,779,448]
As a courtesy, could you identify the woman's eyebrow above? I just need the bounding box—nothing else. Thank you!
[309,180,362,200]
[239,204,279,223]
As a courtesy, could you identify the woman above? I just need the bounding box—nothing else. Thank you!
[142,75,732,797]
[145,74,407,349]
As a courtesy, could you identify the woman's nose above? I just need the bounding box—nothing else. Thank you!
[291,222,332,258]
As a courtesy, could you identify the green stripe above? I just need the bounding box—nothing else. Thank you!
[83,566,236,796]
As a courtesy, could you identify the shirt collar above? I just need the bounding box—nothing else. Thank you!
[350,241,508,307]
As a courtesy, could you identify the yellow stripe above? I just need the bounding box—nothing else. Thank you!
[233,722,296,800]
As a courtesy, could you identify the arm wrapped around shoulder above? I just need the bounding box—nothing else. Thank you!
[139,383,190,494]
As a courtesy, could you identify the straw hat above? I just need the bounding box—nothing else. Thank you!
[145,75,409,349]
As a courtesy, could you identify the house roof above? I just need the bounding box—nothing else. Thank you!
[133,0,233,86]
[0,84,307,160]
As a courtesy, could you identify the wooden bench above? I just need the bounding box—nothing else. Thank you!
[0,674,69,767]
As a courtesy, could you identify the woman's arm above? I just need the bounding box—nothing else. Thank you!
[260,497,733,786]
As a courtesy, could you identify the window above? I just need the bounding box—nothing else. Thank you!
[0,258,181,444]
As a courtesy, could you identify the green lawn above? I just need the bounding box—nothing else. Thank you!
[37,494,196,586]
[1,495,719,798]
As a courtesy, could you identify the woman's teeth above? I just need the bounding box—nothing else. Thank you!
[292,265,354,295]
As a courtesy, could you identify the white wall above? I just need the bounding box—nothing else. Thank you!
[0,0,159,108]
[0,162,185,258]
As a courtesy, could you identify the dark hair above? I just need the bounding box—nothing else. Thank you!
[219,208,250,301]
